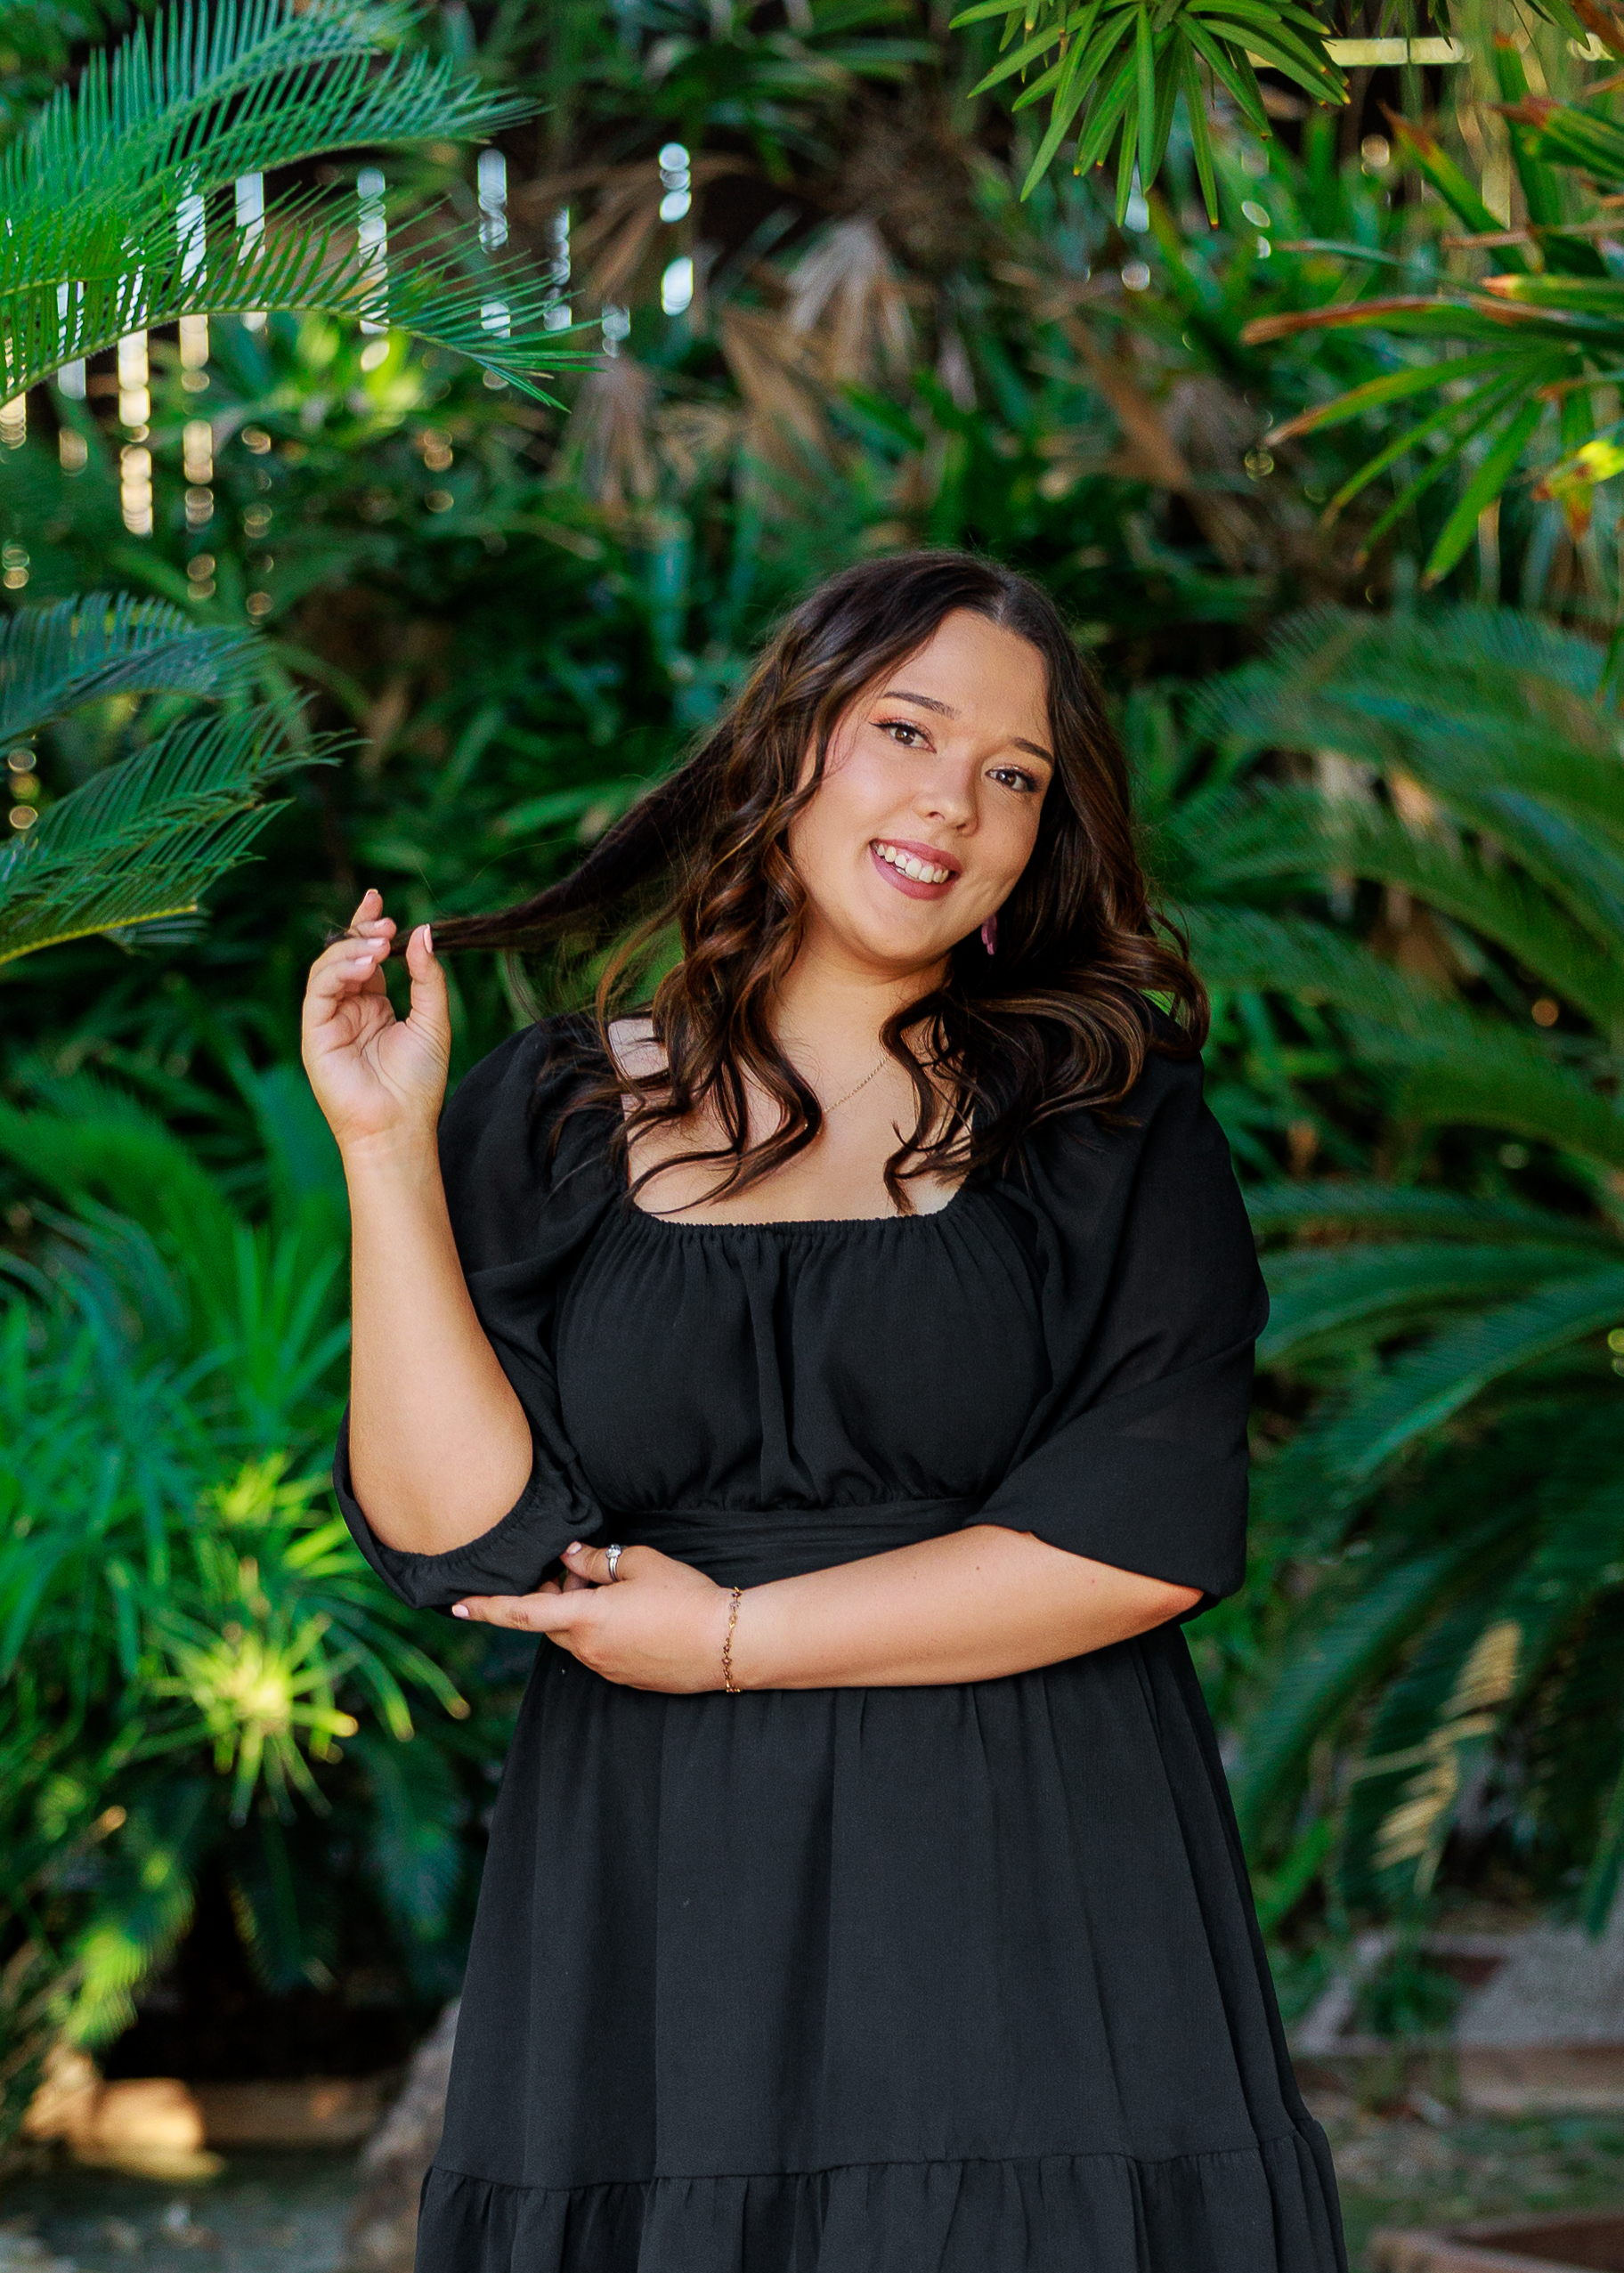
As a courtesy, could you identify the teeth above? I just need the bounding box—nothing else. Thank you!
[876,841,952,885]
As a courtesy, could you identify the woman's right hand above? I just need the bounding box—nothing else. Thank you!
[301,889,451,1157]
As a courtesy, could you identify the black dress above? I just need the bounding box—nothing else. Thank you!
[335,1019,1346,2273]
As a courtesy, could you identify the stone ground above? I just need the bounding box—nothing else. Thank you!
[0,2157,356,2273]
[4,2116,1624,2272]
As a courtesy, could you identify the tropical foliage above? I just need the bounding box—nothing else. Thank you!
[0,1061,507,2100]
[1169,607,1624,1933]
[7,0,1624,2106]
[6,0,594,401]
[0,595,313,965]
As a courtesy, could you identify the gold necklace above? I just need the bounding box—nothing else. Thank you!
[824,1052,889,1110]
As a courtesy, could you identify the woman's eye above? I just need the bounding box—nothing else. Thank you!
[989,766,1038,793]
[878,718,926,747]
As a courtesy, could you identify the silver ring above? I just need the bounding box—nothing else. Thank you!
[604,1543,625,1581]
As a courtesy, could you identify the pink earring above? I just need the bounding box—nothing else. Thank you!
[981,913,998,955]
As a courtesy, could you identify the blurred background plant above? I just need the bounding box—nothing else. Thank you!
[9,0,1624,2141]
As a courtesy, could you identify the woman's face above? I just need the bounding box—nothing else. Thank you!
[787,608,1054,977]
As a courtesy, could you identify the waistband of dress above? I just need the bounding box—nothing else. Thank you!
[612,1498,977,1587]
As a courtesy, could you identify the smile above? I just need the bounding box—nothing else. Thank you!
[870,839,959,897]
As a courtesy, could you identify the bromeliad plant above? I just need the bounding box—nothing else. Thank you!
[1163,606,1624,1932]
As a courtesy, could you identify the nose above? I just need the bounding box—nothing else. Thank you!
[913,750,978,832]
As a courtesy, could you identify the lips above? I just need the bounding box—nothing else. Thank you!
[870,838,959,900]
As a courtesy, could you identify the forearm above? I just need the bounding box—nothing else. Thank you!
[345,1134,532,1555]
[728,1524,1200,1689]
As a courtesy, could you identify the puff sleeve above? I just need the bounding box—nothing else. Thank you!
[972,1048,1267,1609]
[332,1019,615,1611]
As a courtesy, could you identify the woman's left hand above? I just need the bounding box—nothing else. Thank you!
[452,1543,733,1693]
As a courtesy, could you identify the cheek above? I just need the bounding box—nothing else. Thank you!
[787,757,883,880]
[986,799,1045,891]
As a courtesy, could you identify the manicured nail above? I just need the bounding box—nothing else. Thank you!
[564,1540,583,1555]
[451,1603,470,1619]
[424,924,434,955]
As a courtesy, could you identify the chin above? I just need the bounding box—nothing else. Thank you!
[845,912,962,972]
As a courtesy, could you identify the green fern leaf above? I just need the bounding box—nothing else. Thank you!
[0,594,255,743]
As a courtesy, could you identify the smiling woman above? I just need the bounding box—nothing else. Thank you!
[299,551,1346,2273]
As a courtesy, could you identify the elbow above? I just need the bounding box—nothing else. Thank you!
[1140,1578,1203,1630]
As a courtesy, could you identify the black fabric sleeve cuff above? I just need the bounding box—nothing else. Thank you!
[963,1342,1255,1610]
[332,1410,601,1612]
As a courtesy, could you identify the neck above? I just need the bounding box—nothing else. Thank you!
[772,929,946,1066]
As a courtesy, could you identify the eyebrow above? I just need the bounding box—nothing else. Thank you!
[881,687,1054,767]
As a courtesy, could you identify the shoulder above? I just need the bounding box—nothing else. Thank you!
[1011,1032,1242,1249]
[606,1014,665,1086]
[1023,1027,1211,1174]
[438,1013,607,1163]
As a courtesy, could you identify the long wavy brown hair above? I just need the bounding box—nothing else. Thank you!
[429,549,1206,1208]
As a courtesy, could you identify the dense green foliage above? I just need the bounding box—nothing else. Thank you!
[5,0,1624,2123]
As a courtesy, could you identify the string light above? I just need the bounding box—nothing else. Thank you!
[59,429,87,473]
[545,208,571,330]
[179,313,209,393]
[118,332,150,430]
[6,744,37,832]
[658,142,691,223]
[177,187,207,283]
[2,542,28,589]
[602,304,630,358]
[120,443,153,535]
[56,282,85,399]
[237,173,265,329]
[0,397,24,449]
[183,418,214,528]
[477,149,508,250]
[662,256,694,316]
[357,166,387,334]
[481,296,510,389]
[187,552,215,600]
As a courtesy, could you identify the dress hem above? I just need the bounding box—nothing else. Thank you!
[430,2129,1325,2191]
[415,2124,1348,2272]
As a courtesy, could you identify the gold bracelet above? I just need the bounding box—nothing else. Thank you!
[721,1586,743,1694]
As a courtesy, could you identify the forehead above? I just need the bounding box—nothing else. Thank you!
[879,611,1050,749]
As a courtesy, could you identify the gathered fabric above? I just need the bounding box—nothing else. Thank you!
[335,1017,1345,2273]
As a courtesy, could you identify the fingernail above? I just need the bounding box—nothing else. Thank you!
[451,1603,470,1619]
[564,1540,583,1555]
[424,925,434,955]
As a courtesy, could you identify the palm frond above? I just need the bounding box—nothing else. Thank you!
[5,0,513,251]
[1246,1181,1615,1246]
[1292,1267,1624,1501]
[1260,1242,1604,1363]
[1190,783,1624,1027]
[1183,904,1449,1030]
[3,0,596,397]
[1192,609,1624,819]
[7,196,595,401]
[1345,1020,1624,1173]
[1231,1521,1513,1845]
[950,0,1346,220]
[0,594,254,744]
[0,711,326,966]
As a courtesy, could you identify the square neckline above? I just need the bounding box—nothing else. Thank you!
[589,1021,972,1234]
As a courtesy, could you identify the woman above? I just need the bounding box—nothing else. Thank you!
[302,551,1345,2273]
